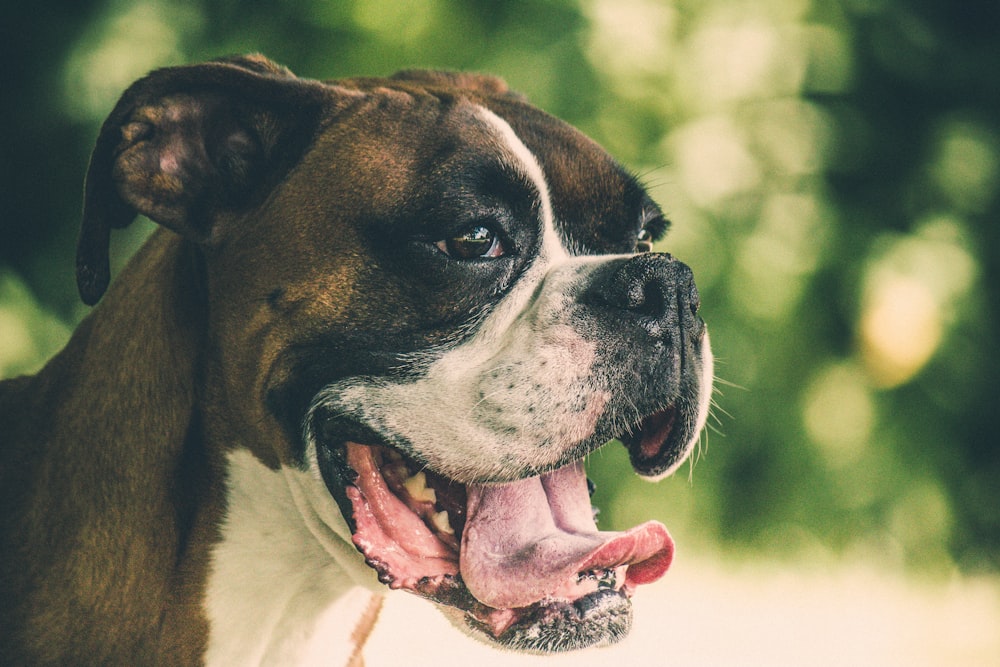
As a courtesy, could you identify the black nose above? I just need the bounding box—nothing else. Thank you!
[584,253,702,339]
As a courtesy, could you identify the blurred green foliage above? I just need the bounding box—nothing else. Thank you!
[2,0,997,571]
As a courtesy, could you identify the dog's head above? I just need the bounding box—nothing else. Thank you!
[79,55,713,652]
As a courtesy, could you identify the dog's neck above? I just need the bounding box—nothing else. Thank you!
[37,228,382,664]
[204,449,383,666]
[100,232,385,664]
[0,230,217,661]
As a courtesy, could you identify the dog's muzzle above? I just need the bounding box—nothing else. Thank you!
[581,252,706,477]
[308,251,711,653]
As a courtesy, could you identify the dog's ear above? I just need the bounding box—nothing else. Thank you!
[389,70,525,100]
[77,54,344,305]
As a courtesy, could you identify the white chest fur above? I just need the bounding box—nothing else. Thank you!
[204,449,382,666]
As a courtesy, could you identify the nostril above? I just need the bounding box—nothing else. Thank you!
[688,280,700,316]
[631,280,667,319]
[583,253,701,338]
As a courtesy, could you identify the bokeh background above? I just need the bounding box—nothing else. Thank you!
[2,0,998,664]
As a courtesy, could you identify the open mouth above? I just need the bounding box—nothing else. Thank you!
[333,406,680,652]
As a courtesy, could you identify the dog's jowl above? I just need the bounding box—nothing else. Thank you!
[0,55,713,666]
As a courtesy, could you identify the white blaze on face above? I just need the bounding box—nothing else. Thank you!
[476,106,566,265]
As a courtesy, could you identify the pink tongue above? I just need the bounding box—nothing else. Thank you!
[460,461,674,609]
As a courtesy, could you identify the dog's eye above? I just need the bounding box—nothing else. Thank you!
[436,225,506,259]
[636,228,653,253]
[635,205,669,253]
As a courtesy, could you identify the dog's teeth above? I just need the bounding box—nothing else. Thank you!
[431,510,454,535]
[597,569,617,589]
[403,471,437,503]
[576,568,618,588]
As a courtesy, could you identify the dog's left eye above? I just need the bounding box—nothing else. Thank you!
[436,225,506,260]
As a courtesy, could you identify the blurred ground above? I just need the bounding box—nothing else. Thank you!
[364,552,1000,667]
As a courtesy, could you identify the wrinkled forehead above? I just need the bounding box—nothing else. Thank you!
[433,98,644,262]
[452,96,654,257]
[464,104,564,260]
[333,79,654,256]
[482,97,653,255]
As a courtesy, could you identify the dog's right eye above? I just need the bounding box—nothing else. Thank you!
[636,229,653,253]
[436,225,507,260]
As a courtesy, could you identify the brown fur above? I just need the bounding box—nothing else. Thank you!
[0,233,218,664]
[0,55,643,664]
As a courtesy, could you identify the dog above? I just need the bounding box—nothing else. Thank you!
[0,54,713,666]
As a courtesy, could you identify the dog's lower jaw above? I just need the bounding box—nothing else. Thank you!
[203,449,385,667]
[434,588,633,654]
[329,441,674,652]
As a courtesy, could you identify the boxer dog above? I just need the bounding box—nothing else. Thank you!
[0,55,713,665]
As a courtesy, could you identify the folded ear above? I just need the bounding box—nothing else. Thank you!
[388,69,523,99]
[76,54,340,305]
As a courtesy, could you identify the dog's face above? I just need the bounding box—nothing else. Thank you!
[293,74,714,652]
[79,57,712,652]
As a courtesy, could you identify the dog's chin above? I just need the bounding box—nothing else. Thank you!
[437,588,633,653]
